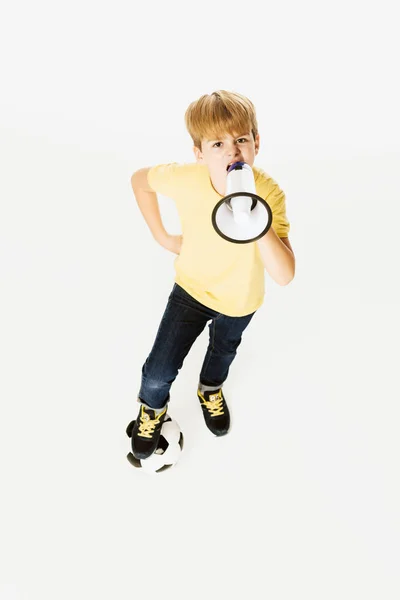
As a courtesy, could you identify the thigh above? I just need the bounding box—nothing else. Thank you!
[209,310,257,352]
[144,285,211,376]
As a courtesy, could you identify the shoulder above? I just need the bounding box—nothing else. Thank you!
[252,165,285,202]
[149,162,202,175]
[252,165,280,189]
[148,162,203,182]
[252,165,272,182]
[147,162,206,195]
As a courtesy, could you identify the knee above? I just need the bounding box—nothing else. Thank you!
[142,376,170,390]
[216,337,241,355]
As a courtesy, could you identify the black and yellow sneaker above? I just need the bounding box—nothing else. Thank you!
[131,403,167,459]
[197,387,230,436]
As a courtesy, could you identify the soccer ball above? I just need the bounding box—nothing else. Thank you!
[126,415,184,473]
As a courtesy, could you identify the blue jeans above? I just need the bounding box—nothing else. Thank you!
[138,283,257,409]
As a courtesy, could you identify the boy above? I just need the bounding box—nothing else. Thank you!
[130,90,295,459]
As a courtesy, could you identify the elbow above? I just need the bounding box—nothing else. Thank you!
[279,276,294,286]
[277,267,295,286]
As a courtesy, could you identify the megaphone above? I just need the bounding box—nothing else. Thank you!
[211,161,272,244]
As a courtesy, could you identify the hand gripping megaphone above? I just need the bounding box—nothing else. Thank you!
[211,161,273,244]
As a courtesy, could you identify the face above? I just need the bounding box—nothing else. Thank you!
[193,130,260,196]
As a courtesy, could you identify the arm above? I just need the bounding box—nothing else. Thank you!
[130,168,182,254]
[130,168,167,242]
[256,229,295,286]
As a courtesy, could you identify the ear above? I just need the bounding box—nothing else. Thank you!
[254,133,260,155]
[193,145,204,163]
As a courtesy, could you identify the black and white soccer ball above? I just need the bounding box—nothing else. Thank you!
[126,415,184,474]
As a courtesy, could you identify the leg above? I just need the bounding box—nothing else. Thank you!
[138,284,220,409]
[199,310,257,389]
[132,284,220,458]
[196,310,257,437]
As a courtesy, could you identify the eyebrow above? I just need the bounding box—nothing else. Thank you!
[207,133,250,143]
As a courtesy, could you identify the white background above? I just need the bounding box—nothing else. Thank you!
[1,0,399,598]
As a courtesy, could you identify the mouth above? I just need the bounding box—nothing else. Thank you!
[226,160,243,171]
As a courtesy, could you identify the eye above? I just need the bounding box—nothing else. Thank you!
[212,138,248,148]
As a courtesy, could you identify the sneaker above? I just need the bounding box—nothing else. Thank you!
[131,404,167,459]
[197,387,230,436]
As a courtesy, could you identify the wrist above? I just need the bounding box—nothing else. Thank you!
[154,230,168,244]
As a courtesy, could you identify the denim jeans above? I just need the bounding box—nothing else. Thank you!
[137,283,257,409]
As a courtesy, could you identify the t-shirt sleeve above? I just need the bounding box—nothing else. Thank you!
[253,167,291,237]
[265,178,291,238]
[147,162,181,198]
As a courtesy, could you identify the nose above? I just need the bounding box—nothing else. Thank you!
[227,144,240,160]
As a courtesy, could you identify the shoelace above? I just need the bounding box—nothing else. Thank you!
[202,391,225,417]
[138,411,162,439]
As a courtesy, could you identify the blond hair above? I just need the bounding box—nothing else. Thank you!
[184,90,258,150]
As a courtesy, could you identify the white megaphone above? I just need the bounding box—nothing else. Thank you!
[211,161,272,244]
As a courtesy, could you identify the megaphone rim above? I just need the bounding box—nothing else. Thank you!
[211,194,273,244]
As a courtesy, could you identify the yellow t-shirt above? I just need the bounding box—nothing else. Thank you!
[147,162,290,317]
